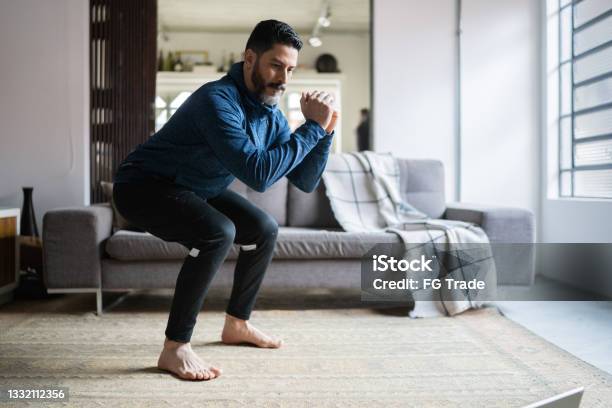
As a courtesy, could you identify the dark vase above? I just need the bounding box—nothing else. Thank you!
[21,187,39,237]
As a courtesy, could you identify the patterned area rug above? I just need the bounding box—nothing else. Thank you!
[1,289,611,407]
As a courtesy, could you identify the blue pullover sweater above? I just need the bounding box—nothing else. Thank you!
[114,61,333,199]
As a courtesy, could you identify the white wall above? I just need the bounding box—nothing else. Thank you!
[160,31,371,152]
[460,0,540,214]
[0,0,90,229]
[373,0,459,201]
[373,0,541,214]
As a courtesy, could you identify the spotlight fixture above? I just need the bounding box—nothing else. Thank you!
[318,3,331,27]
[308,36,322,47]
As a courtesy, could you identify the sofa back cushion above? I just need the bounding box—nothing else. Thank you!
[287,181,341,228]
[227,177,288,226]
[286,157,446,227]
[397,159,446,219]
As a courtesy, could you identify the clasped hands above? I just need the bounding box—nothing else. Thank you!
[300,90,339,134]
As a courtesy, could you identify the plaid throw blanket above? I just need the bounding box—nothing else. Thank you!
[321,151,496,317]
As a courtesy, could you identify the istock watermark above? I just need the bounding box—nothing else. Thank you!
[363,243,493,303]
[361,243,612,303]
[371,254,434,272]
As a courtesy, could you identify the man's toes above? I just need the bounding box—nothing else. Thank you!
[201,369,211,380]
[180,369,197,380]
[265,337,282,348]
[210,366,223,377]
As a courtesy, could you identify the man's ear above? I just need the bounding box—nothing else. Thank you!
[244,49,256,69]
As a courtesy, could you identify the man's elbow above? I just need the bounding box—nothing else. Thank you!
[301,184,316,193]
[297,179,320,194]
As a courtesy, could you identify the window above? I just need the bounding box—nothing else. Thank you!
[155,92,192,132]
[556,0,612,198]
[282,88,340,135]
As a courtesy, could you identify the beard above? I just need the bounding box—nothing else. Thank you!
[251,57,285,106]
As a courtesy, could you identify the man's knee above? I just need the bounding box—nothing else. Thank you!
[192,218,236,251]
[217,219,237,247]
[258,214,278,241]
[240,214,278,252]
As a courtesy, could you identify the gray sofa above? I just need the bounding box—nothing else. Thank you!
[43,158,535,314]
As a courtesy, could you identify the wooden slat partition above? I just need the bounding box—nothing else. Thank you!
[89,0,157,203]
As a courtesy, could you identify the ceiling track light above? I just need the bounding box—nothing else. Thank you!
[309,2,331,47]
[318,3,331,28]
[309,24,322,47]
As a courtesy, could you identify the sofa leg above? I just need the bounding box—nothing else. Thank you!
[96,289,103,316]
[95,290,133,315]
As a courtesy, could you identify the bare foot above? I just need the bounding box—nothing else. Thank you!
[157,338,222,381]
[221,314,283,348]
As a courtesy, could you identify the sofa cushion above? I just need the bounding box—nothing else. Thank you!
[227,178,288,226]
[287,181,340,228]
[397,159,446,219]
[105,226,403,261]
[274,227,399,258]
[105,230,200,261]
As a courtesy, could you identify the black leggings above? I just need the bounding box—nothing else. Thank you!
[112,177,278,343]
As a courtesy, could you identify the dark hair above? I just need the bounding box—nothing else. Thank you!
[245,20,303,55]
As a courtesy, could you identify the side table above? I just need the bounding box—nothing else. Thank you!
[17,235,46,298]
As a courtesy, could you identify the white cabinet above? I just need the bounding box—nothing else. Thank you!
[156,71,343,152]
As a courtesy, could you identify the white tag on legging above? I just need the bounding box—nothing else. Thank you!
[189,248,200,257]
[241,244,257,251]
